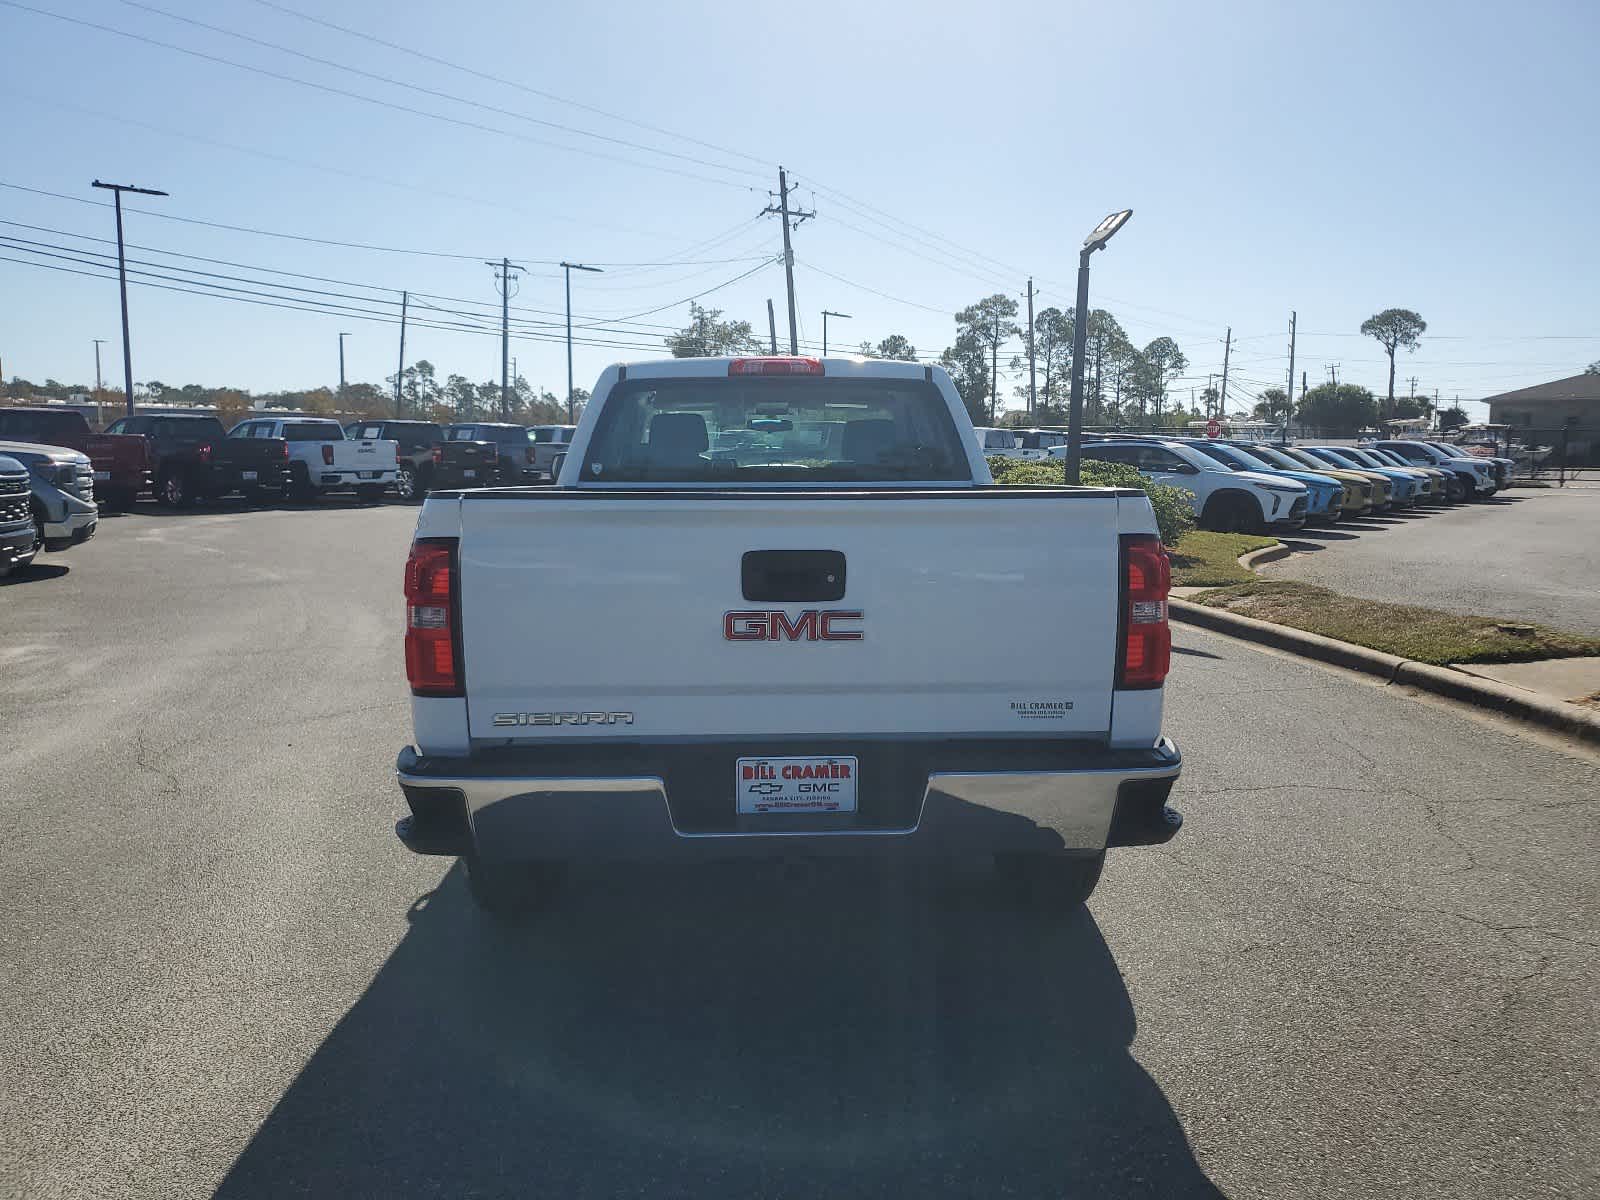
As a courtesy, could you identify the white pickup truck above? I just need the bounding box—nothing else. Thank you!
[394,356,1183,917]
[228,416,398,501]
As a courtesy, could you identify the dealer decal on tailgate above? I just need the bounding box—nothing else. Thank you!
[736,756,858,814]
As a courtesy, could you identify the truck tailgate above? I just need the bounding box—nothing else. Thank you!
[454,491,1123,741]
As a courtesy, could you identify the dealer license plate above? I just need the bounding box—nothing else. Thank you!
[736,756,858,814]
[242,470,257,482]
[93,470,110,481]
[462,469,476,479]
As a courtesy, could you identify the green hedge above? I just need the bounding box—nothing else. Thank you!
[987,455,1196,546]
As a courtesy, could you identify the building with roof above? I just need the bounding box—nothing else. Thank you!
[1484,371,1600,462]
[1485,372,1600,429]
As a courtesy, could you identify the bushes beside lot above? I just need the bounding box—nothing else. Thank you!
[988,455,1196,546]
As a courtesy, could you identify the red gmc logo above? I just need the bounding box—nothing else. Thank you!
[723,610,864,641]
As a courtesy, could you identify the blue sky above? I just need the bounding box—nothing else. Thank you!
[2,0,1597,418]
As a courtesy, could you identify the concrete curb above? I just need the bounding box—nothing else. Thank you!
[1238,543,1293,571]
[1169,598,1600,748]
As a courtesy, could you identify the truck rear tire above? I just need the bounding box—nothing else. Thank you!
[157,470,194,509]
[464,855,563,920]
[396,465,421,504]
[287,463,318,503]
[997,851,1105,911]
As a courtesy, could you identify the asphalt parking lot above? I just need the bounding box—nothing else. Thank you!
[1263,485,1600,635]
[2,500,1598,1199]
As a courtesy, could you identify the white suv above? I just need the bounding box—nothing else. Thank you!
[1375,440,1497,499]
[1059,437,1309,533]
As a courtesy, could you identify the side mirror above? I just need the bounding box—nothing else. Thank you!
[1173,462,1200,475]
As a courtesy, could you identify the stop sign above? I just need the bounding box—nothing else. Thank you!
[1206,418,1221,439]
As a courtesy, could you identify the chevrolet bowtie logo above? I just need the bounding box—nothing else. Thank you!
[749,782,784,796]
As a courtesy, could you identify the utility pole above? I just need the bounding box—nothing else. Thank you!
[766,299,778,353]
[1408,375,1418,401]
[1207,373,1216,418]
[560,261,602,421]
[821,310,851,356]
[761,167,814,354]
[1025,277,1037,414]
[487,258,530,417]
[338,332,350,409]
[1285,310,1296,437]
[395,290,408,417]
[92,179,167,415]
[1218,326,1232,422]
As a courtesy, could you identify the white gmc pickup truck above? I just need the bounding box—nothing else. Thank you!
[228,416,398,501]
[395,355,1183,917]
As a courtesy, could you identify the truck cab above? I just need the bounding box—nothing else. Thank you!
[394,357,1183,918]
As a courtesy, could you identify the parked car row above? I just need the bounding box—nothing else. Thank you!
[0,408,580,581]
[1045,435,1506,534]
[342,419,577,499]
[0,407,581,514]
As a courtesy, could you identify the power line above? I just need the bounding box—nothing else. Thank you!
[0,0,762,193]
[241,0,770,169]
[0,233,779,349]
[110,0,769,185]
[0,180,534,262]
[797,261,953,315]
[573,259,779,329]
[0,253,681,357]
[0,222,767,337]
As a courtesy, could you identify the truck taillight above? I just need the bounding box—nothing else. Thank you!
[282,440,290,460]
[728,357,824,376]
[322,444,335,465]
[405,538,462,696]
[525,445,535,464]
[432,444,443,465]
[197,442,212,463]
[1117,534,1170,690]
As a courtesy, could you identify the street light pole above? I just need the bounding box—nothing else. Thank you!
[821,310,851,356]
[92,179,167,415]
[338,332,350,408]
[93,338,106,426]
[560,261,603,422]
[1064,210,1132,484]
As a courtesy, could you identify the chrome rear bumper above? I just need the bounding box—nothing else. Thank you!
[394,738,1183,862]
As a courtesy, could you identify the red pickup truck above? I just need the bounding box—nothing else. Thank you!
[0,408,152,510]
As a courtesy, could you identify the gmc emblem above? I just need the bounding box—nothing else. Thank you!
[724,610,864,642]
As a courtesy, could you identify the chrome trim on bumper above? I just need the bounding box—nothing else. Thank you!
[395,739,1182,861]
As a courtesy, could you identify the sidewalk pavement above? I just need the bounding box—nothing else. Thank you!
[1450,657,1600,707]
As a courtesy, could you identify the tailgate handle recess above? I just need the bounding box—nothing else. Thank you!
[741,550,846,602]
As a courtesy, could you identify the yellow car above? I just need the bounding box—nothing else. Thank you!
[1277,446,1393,511]
[1250,444,1373,516]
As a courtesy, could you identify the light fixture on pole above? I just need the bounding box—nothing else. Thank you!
[92,179,168,415]
[821,310,851,356]
[560,261,603,422]
[1064,209,1132,484]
